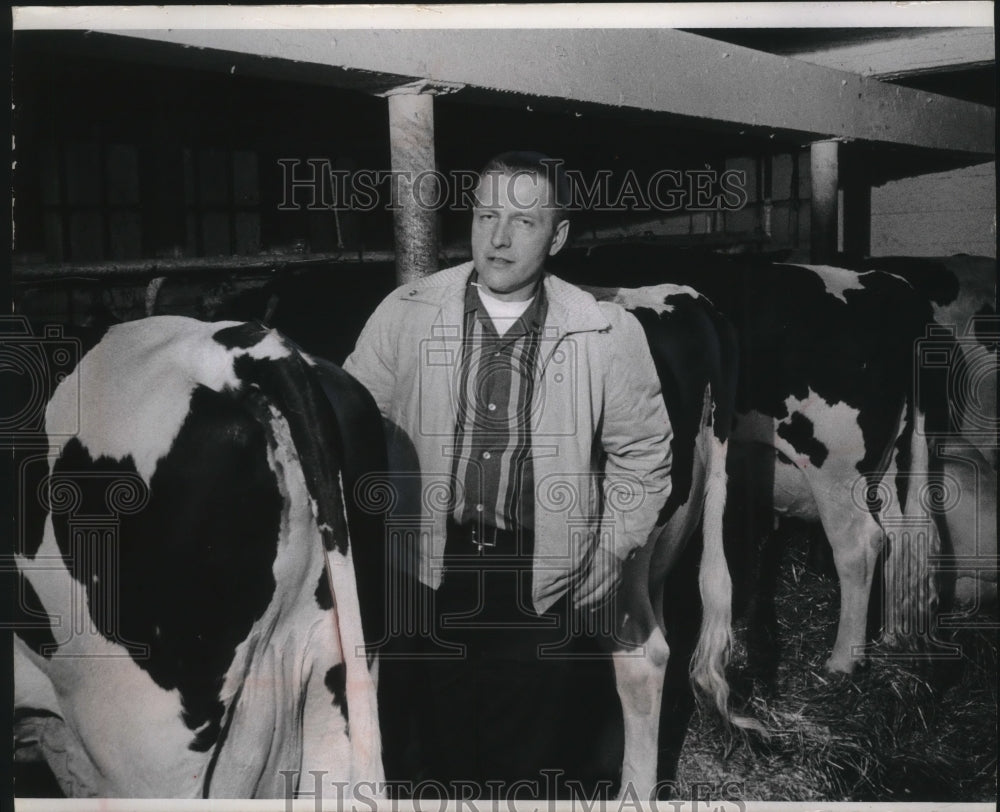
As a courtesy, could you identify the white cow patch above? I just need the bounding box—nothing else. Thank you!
[779,388,867,468]
[45,317,278,484]
[589,284,701,315]
[245,331,292,362]
[782,264,866,304]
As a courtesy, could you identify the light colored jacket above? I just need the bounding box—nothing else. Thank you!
[343,261,672,614]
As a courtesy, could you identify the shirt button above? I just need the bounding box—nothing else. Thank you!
[487,403,497,412]
[475,504,484,512]
[482,451,492,460]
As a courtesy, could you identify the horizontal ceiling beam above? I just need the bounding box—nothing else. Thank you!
[785,27,995,78]
[95,28,994,155]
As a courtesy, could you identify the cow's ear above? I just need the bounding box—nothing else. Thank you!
[549,218,570,256]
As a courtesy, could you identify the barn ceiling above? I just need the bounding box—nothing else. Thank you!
[12,26,996,184]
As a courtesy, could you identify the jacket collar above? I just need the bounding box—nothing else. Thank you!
[399,261,610,334]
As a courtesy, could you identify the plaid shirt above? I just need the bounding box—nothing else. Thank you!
[450,274,548,533]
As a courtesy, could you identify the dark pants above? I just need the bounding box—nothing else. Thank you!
[377,525,623,799]
[416,524,572,795]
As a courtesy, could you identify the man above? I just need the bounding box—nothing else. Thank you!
[343,152,672,795]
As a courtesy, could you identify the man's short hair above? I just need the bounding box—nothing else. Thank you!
[477,151,572,222]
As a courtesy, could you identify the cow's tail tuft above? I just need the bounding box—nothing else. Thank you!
[881,403,941,651]
[689,425,766,734]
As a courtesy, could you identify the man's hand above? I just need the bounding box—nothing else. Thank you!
[573,545,624,610]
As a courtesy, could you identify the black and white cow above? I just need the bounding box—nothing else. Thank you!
[13,316,385,798]
[581,285,753,797]
[560,246,968,675]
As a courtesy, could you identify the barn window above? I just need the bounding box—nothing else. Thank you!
[39,139,144,262]
[183,148,261,257]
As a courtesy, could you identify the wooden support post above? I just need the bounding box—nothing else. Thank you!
[761,153,773,239]
[810,140,839,264]
[380,80,462,286]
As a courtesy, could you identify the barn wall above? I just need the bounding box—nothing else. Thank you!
[870,161,997,258]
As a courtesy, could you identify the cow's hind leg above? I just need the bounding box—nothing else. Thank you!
[14,636,98,798]
[610,539,669,801]
[818,499,884,673]
[773,412,885,674]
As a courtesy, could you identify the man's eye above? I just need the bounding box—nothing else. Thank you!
[514,217,534,227]
[477,212,496,222]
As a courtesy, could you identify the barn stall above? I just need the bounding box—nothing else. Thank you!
[8,8,997,807]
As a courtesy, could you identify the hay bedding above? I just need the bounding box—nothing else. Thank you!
[676,523,998,803]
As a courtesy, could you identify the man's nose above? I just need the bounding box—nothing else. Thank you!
[490,218,511,248]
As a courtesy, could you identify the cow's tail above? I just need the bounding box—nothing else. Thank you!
[689,415,764,733]
[287,377,384,792]
[323,485,384,788]
[881,401,941,651]
[231,327,384,791]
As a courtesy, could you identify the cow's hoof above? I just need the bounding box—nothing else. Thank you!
[823,654,857,674]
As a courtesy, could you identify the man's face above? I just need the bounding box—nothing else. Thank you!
[470,170,569,301]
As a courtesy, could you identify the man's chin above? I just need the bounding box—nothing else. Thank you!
[479,274,514,295]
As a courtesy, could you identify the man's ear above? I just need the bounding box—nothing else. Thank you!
[549,218,570,256]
